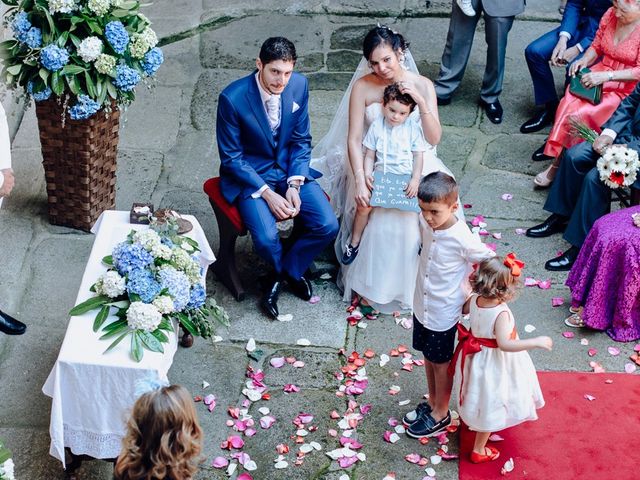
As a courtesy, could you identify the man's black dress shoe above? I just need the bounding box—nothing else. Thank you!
[525,214,569,238]
[520,109,554,134]
[437,96,451,106]
[286,274,313,301]
[545,246,580,271]
[0,309,26,335]
[532,144,554,162]
[261,280,282,319]
[480,100,503,124]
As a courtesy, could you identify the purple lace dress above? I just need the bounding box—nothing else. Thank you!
[566,206,640,342]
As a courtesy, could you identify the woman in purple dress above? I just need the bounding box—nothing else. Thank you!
[564,206,640,342]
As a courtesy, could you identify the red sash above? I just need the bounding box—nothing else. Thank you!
[448,323,498,405]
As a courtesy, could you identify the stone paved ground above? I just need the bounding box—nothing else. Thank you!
[1,1,638,479]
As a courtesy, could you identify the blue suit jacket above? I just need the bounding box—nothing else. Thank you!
[216,71,320,204]
[560,0,611,52]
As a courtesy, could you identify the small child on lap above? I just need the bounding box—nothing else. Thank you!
[341,82,426,264]
[403,171,494,438]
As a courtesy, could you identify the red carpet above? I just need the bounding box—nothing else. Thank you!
[459,372,640,480]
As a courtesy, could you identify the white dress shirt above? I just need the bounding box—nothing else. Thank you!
[251,74,304,199]
[413,216,495,331]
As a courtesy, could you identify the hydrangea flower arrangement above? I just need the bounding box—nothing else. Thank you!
[70,221,229,362]
[0,440,15,480]
[0,0,164,120]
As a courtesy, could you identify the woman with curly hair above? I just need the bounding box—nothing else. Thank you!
[114,384,202,480]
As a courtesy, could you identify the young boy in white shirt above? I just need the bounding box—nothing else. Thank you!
[404,171,495,438]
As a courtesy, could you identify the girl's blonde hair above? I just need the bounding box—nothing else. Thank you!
[471,256,520,303]
[114,384,203,480]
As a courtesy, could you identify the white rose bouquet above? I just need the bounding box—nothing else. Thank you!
[70,219,229,362]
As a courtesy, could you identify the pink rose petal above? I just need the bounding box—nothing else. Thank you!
[515,228,526,235]
[297,413,314,424]
[229,435,244,449]
[270,357,286,368]
[400,317,413,329]
[486,243,497,252]
[501,193,513,201]
[551,297,564,307]
[328,429,338,437]
[471,215,485,227]
[212,457,229,468]
[260,415,276,429]
[590,361,605,373]
[492,232,502,239]
[562,331,575,338]
[244,427,257,437]
[607,346,620,356]
[584,394,596,401]
[405,453,421,464]
[538,280,551,289]
[283,384,300,393]
[488,434,504,441]
[588,348,598,357]
[338,456,359,468]
[634,344,640,352]
[293,360,305,368]
[463,204,472,209]
[360,403,372,415]
[237,474,253,480]
[524,277,539,287]
[625,362,637,374]
[309,295,321,304]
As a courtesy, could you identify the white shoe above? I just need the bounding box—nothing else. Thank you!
[456,0,476,16]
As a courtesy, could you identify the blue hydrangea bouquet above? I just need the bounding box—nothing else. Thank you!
[0,0,163,119]
[69,220,229,362]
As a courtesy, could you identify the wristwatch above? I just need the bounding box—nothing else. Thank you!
[287,182,300,191]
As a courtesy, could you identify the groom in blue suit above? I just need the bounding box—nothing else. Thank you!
[216,37,338,319]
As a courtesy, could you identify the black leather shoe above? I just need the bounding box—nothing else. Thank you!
[261,280,282,319]
[437,96,451,106]
[545,246,579,271]
[532,144,554,162]
[480,100,503,124]
[286,274,313,301]
[525,214,569,238]
[520,109,554,134]
[0,310,26,335]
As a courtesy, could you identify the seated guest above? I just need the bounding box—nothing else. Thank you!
[216,37,338,319]
[114,384,203,480]
[526,80,640,271]
[521,0,610,134]
[563,206,640,342]
[532,3,640,188]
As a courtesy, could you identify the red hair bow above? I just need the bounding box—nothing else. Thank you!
[504,252,525,277]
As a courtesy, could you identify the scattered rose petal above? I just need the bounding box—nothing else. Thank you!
[492,232,502,239]
[588,348,598,357]
[212,457,228,469]
[625,363,637,374]
[202,381,210,389]
[380,354,390,367]
[463,203,472,208]
[293,361,305,368]
[238,474,253,480]
[357,321,368,329]
[278,313,293,322]
[309,295,320,304]
[296,338,311,346]
[607,346,620,356]
[394,425,406,434]
[398,399,410,406]
[400,317,413,329]
[501,193,513,201]
[552,297,564,307]
[260,415,276,429]
[310,441,322,451]
[328,429,338,437]
[405,453,421,464]
[515,228,526,235]
[284,384,300,393]
[605,378,613,384]
[274,460,288,469]
[226,463,237,476]
[320,272,332,280]
[486,243,497,251]
[383,431,400,443]
[212,335,223,342]
[590,361,605,373]
[363,348,376,358]
[471,215,485,227]
[388,385,401,395]
[562,331,575,338]
[339,475,350,480]
[584,394,596,401]
[383,474,396,480]
[524,277,539,287]
[297,413,314,424]
[270,357,285,368]
[203,394,216,412]
[524,324,536,333]
[246,338,256,352]
[489,434,504,441]
[635,344,640,352]
[430,455,442,465]
[300,444,314,454]
[276,444,289,454]
[538,280,551,289]
[501,458,515,475]
[580,338,589,346]
[244,427,256,437]
[425,467,437,477]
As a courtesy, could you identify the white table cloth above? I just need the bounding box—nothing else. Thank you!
[42,210,215,467]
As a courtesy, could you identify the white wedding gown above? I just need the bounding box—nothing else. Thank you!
[310,53,462,313]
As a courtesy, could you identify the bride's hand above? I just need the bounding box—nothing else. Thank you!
[365,173,374,191]
[399,81,425,107]
[355,179,371,208]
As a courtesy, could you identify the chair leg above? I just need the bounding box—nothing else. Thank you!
[211,203,245,301]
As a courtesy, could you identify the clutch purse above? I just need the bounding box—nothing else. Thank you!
[569,68,602,105]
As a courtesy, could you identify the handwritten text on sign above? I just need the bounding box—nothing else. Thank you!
[370,171,420,213]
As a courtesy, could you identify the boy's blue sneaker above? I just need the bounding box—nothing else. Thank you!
[406,410,451,439]
[341,243,359,265]
[402,402,432,427]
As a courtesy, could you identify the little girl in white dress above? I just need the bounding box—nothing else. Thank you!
[450,254,552,464]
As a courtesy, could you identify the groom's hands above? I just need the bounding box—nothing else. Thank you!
[285,186,301,218]
[262,188,297,220]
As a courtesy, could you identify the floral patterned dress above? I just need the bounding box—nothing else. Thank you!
[544,8,640,158]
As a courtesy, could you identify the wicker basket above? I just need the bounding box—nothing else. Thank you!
[35,98,120,231]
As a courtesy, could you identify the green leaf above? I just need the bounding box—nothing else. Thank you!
[56,31,69,48]
[97,79,108,106]
[102,255,113,266]
[131,332,143,362]
[87,21,102,35]
[70,16,84,25]
[106,300,129,309]
[39,67,50,82]
[93,305,111,332]
[61,64,86,75]
[151,329,169,343]
[178,314,198,336]
[101,318,128,335]
[69,33,81,48]
[69,294,111,316]
[111,9,131,17]
[6,64,21,75]
[43,8,56,35]
[129,292,141,302]
[100,323,129,340]
[158,318,173,331]
[182,236,201,252]
[106,81,117,99]
[84,71,96,98]
[104,330,130,353]
[51,71,64,96]
[67,74,81,95]
[139,331,164,353]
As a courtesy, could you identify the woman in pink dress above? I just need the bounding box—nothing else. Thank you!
[534,3,640,188]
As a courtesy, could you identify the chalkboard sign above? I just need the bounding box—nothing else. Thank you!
[370,171,420,213]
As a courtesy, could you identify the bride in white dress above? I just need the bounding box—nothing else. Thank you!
[311,26,461,313]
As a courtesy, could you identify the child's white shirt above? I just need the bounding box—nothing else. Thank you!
[413,216,495,331]
[362,116,427,176]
